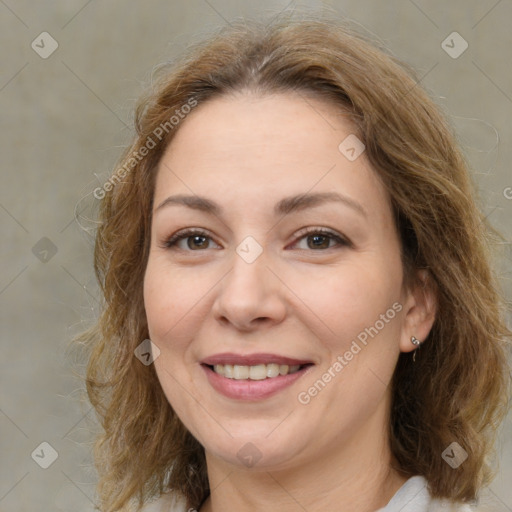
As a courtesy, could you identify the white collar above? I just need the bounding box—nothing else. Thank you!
[144,475,478,512]
[376,476,431,512]
[376,475,476,512]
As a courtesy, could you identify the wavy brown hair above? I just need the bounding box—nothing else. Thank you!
[81,13,511,512]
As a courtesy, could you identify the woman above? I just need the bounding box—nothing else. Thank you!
[83,13,511,512]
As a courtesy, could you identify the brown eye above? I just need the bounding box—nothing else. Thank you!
[307,234,331,249]
[163,229,221,251]
[187,235,210,250]
[292,228,350,251]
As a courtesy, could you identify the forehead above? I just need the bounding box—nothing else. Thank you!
[154,92,391,220]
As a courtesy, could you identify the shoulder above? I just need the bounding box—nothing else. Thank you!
[379,475,500,512]
[427,498,479,512]
[426,487,508,512]
[140,492,189,512]
[428,500,507,512]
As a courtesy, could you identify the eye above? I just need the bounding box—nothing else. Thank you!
[161,227,350,252]
[291,227,351,250]
[162,229,221,251]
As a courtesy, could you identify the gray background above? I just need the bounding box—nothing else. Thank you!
[1,1,511,511]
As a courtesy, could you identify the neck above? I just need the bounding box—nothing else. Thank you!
[199,396,408,512]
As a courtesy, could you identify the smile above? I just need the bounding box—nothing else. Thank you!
[200,353,314,400]
[210,363,302,380]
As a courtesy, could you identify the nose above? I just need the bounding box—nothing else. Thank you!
[211,249,287,332]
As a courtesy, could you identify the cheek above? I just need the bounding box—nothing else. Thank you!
[143,257,208,343]
[291,258,403,347]
[143,260,206,421]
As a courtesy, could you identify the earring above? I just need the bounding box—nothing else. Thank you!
[411,336,421,362]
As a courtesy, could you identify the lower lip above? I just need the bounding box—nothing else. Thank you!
[201,364,312,401]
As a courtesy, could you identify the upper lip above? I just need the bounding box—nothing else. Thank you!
[201,353,313,366]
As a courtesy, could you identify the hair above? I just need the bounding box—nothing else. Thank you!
[81,12,511,512]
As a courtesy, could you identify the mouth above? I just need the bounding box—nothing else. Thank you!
[203,362,310,380]
[200,353,314,400]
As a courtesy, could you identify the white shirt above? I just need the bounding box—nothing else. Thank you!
[376,475,476,512]
[143,475,478,511]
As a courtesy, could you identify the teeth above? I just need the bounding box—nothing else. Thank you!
[249,364,267,380]
[233,365,249,379]
[212,363,303,380]
[266,363,280,378]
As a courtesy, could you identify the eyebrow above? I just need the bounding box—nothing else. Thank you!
[155,191,367,218]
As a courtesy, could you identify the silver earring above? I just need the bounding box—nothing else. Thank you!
[411,336,421,362]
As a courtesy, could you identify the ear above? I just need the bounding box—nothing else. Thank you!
[399,269,438,353]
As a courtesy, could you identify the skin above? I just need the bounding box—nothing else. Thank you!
[143,92,437,512]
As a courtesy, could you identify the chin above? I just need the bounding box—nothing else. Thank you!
[201,426,309,471]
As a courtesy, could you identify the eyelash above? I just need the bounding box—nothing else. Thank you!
[161,227,351,251]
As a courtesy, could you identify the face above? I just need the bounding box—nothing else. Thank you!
[143,92,420,472]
